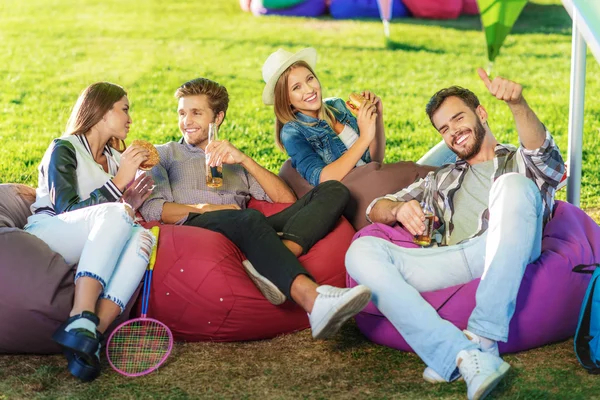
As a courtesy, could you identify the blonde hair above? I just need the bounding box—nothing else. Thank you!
[273,61,337,152]
[66,82,128,151]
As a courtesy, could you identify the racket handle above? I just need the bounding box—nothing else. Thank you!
[148,226,160,272]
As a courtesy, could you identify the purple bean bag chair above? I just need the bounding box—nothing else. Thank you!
[330,0,409,20]
[251,0,327,17]
[346,201,599,354]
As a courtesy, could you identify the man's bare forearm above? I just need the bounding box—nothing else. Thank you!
[508,98,546,150]
[369,199,402,225]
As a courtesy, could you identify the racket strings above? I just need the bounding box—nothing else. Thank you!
[107,320,171,375]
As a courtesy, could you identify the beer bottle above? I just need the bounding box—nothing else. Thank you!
[413,172,435,246]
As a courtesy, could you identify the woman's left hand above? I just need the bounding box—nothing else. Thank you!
[362,90,383,117]
[121,173,154,211]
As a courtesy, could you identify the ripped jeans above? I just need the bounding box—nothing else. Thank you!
[25,203,155,313]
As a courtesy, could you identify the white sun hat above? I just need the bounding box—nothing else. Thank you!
[261,47,317,105]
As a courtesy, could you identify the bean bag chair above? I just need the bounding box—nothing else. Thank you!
[403,0,463,19]
[138,199,355,342]
[346,201,600,354]
[251,0,328,17]
[264,0,307,8]
[0,184,138,354]
[240,0,252,12]
[461,0,479,15]
[329,0,409,19]
[279,159,434,231]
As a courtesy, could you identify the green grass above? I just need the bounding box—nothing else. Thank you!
[1,0,600,398]
[1,0,600,208]
[1,324,600,399]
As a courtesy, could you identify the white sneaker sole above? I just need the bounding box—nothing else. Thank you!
[472,361,510,400]
[423,368,463,384]
[242,260,286,306]
[311,286,372,340]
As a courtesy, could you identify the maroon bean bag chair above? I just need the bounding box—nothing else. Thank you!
[461,0,479,15]
[346,201,599,353]
[139,199,355,342]
[403,0,463,19]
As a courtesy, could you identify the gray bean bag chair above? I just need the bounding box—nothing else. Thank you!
[0,184,138,354]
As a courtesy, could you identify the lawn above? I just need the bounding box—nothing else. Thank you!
[1,0,600,398]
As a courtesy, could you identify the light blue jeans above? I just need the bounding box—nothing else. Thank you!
[346,173,544,381]
[25,203,154,312]
[417,140,457,167]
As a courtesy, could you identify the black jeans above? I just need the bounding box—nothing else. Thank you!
[184,180,350,299]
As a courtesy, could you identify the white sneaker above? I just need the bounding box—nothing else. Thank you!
[423,367,462,384]
[463,329,499,357]
[457,349,510,400]
[309,285,371,340]
[423,329,498,384]
[242,260,286,305]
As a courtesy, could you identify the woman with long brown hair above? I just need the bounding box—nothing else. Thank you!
[25,82,155,381]
[262,48,456,187]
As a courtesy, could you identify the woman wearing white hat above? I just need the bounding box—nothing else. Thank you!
[261,47,455,187]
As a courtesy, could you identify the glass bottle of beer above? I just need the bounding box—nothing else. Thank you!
[206,123,224,188]
[413,172,436,246]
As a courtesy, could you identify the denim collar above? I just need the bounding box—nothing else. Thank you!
[295,111,320,124]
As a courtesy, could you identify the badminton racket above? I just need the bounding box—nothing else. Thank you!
[106,226,173,377]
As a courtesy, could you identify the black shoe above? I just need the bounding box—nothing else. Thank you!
[64,347,101,382]
[53,311,100,364]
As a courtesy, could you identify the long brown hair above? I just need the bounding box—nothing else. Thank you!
[273,61,336,152]
[65,82,128,151]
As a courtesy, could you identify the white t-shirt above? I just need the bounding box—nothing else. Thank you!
[338,124,366,167]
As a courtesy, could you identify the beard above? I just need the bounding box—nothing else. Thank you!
[451,119,486,160]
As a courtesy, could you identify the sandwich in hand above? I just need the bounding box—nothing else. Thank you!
[131,139,160,171]
[345,92,368,116]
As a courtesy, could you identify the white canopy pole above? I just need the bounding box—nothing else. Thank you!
[566,13,586,207]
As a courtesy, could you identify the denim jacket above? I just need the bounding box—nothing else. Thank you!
[280,97,371,186]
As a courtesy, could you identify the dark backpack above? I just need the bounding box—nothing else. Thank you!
[574,264,600,374]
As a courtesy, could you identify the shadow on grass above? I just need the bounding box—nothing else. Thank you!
[385,38,445,54]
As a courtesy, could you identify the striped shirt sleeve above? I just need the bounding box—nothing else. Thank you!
[519,131,565,187]
[138,146,174,222]
[246,169,272,203]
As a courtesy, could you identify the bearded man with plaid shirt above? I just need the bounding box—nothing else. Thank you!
[346,68,565,400]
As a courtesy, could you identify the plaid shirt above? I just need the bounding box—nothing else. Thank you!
[366,131,565,245]
[139,138,271,224]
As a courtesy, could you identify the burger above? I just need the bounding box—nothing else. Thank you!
[345,92,367,116]
[131,139,160,171]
